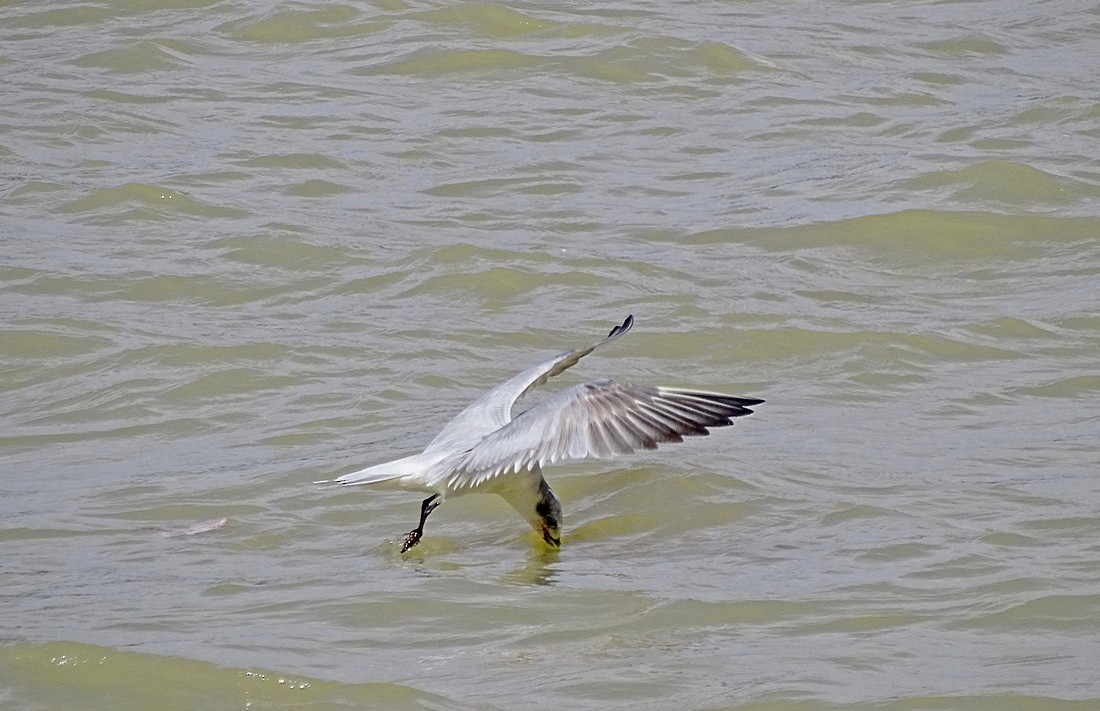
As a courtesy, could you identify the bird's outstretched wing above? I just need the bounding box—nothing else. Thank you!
[430,380,763,490]
[422,315,635,456]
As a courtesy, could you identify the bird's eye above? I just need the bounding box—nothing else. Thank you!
[536,500,558,528]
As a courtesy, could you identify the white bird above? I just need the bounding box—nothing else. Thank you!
[333,315,763,552]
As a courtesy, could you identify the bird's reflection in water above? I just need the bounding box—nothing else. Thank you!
[501,544,561,587]
[384,534,560,586]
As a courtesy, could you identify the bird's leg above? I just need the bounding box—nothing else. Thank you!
[402,494,439,553]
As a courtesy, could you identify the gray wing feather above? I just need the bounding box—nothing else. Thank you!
[422,315,634,456]
[431,381,763,490]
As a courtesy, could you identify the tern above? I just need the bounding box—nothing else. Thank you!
[333,315,763,551]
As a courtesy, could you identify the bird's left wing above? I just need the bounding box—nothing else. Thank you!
[429,380,763,490]
[422,315,634,456]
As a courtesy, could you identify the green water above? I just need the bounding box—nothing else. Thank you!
[2,0,1099,709]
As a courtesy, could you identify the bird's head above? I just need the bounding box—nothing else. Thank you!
[535,485,562,547]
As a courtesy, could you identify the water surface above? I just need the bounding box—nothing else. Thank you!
[2,1,1099,709]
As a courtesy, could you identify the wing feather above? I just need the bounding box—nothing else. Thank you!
[422,315,634,456]
[430,381,763,490]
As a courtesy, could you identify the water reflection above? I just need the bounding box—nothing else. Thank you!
[501,546,561,587]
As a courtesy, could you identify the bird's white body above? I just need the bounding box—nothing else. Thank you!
[333,316,763,550]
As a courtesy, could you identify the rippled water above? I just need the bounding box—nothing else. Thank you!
[2,0,1099,709]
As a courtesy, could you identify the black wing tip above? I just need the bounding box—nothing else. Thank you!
[607,314,634,339]
[666,389,764,407]
[661,389,765,420]
[721,396,765,418]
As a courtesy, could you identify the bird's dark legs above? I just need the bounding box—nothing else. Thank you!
[402,494,439,553]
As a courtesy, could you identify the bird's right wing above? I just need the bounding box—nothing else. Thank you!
[422,315,634,456]
[429,380,763,491]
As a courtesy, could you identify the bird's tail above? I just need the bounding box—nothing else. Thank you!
[328,454,427,488]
